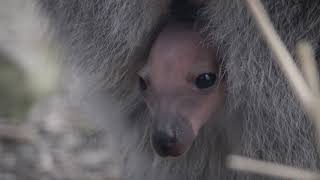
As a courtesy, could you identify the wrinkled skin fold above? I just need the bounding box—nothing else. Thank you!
[38,0,320,179]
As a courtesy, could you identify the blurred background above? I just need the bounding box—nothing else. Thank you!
[0,1,121,179]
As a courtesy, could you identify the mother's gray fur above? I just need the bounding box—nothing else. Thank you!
[39,0,320,179]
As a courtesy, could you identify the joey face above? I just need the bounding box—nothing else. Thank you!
[138,22,225,157]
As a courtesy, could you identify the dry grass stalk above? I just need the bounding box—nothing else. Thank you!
[296,42,320,151]
[227,155,320,180]
[227,0,320,179]
[245,0,313,106]
[297,42,320,95]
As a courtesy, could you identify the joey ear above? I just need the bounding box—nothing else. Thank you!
[137,64,150,78]
[137,63,150,92]
[138,76,148,91]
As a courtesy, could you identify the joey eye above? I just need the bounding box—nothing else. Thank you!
[194,73,217,89]
[139,76,148,91]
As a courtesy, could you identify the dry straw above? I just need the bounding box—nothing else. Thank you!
[227,0,320,179]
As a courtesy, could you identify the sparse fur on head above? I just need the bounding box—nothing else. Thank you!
[39,0,320,179]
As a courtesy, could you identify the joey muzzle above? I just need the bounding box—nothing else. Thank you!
[151,113,195,157]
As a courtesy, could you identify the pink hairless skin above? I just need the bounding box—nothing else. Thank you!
[138,22,225,157]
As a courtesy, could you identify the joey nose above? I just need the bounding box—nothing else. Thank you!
[151,130,182,157]
[151,116,195,157]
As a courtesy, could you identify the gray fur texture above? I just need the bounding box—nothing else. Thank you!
[38,0,320,179]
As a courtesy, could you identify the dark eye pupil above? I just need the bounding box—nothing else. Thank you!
[139,77,147,91]
[195,73,217,89]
